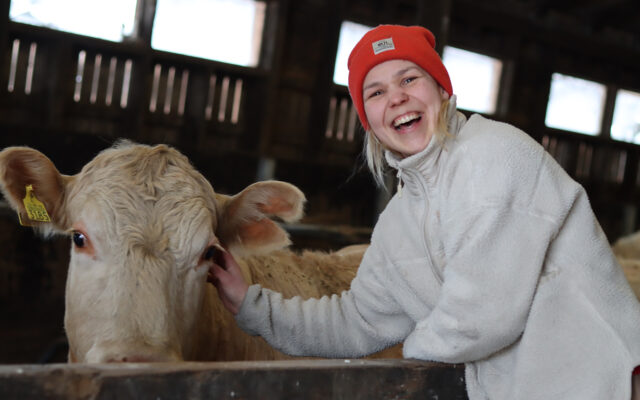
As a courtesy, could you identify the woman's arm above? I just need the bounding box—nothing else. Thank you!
[211,244,412,358]
[403,203,562,363]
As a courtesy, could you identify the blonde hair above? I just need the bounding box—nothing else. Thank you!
[364,98,452,188]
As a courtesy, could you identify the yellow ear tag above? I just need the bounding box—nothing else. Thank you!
[20,184,51,225]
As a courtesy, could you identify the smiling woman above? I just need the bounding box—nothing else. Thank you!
[210,24,640,400]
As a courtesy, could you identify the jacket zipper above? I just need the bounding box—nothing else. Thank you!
[407,168,444,285]
[396,169,404,197]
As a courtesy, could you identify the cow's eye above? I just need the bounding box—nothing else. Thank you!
[203,246,217,261]
[72,231,86,248]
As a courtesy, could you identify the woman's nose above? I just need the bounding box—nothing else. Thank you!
[388,87,408,106]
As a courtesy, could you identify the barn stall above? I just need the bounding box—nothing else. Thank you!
[1,0,639,398]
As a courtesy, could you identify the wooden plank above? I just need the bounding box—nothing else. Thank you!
[0,360,468,400]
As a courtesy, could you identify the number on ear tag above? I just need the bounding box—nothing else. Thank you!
[20,184,51,225]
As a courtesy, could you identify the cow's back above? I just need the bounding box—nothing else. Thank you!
[196,247,403,361]
[245,249,358,298]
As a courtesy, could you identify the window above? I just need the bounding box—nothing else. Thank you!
[9,0,138,42]
[442,46,502,114]
[611,89,640,144]
[151,0,266,67]
[545,73,606,136]
[333,21,372,86]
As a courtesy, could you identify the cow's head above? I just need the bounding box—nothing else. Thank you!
[0,142,305,362]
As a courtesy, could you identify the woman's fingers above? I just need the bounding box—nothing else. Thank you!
[208,252,249,315]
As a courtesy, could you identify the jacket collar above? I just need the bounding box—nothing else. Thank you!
[385,95,467,197]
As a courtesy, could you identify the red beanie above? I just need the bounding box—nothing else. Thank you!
[347,25,453,131]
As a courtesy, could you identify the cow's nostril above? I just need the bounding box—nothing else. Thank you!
[105,354,172,363]
[104,355,138,363]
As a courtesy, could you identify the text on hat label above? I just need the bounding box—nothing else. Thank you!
[372,38,395,55]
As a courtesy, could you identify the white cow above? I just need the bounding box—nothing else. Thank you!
[0,142,401,362]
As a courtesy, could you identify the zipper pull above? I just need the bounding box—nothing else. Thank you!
[396,170,403,198]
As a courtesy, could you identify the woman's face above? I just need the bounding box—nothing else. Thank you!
[363,59,449,157]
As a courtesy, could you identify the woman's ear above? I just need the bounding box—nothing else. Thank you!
[440,86,450,100]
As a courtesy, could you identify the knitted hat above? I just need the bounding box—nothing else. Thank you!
[347,25,453,131]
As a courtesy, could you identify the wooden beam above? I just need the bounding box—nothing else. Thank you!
[257,0,291,157]
[306,0,344,161]
[416,0,453,52]
[451,0,640,68]
[0,360,468,400]
[0,0,10,78]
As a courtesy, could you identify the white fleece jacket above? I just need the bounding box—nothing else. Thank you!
[236,107,640,399]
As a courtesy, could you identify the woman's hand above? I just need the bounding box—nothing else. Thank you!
[207,250,249,315]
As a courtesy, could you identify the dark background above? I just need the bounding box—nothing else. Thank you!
[1,0,639,363]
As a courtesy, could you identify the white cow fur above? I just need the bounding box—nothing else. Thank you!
[0,142,401,362]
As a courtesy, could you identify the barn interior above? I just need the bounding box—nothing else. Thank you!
[0,0,639,396]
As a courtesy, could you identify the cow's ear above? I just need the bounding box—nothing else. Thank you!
[0,147,72,234]
[215,180,305,255]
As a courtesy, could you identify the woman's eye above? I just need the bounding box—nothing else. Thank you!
[203,246,217,261]
[402,76,416,85]
[72,232,86,248]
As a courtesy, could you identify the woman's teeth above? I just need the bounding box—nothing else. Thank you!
[393,113,421,128]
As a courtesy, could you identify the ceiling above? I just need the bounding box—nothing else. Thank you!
[463,0,640,48]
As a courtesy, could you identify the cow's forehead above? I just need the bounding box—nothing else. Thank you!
[77,143,209,193]
[67,143,218,248]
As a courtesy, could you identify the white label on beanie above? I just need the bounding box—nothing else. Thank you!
[372,38,395,55]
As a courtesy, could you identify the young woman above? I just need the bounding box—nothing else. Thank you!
[209,24,640,399]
